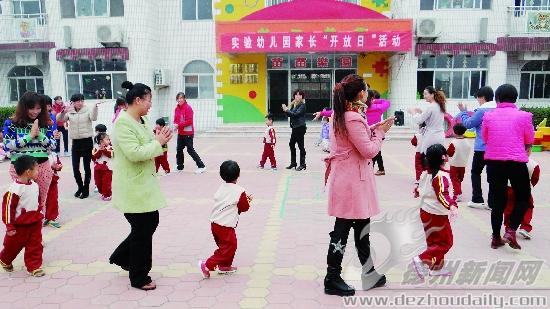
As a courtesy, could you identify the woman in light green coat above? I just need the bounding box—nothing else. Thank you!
[109,81,173,291]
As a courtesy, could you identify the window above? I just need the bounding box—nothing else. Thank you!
[61,0,124,18]
[182,0,212,20]
[519,59,550,99]
[182,60,215,99]
[8,66,44,102]
[417,55,488,99]
[421,0,491,10]
[65,59,127,100]
[13,0,46,24]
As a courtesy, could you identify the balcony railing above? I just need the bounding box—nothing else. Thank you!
[0,13,48,43]
[507,6,550,36]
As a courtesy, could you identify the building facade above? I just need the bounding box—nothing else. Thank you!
[0,0,548,130]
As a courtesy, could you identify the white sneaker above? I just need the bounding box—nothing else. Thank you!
[429,268,453,276]
[467,201,490,210]
[518,229,532,239]
[165,172,171,176]
[455,195,462,202]
[93,187,99,193]
[195,168,206,174]
[257,164,264,169]
[411,256,429,280]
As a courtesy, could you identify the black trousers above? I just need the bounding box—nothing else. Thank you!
[486,160,531,236]
[372,151,385,171]
[471,151,487,204]
[176,135,205,169]
[71,137,93,189]
[289,126,306,166]
[55,126,69,153]
[326,218,374,274]
[110,211,159,288]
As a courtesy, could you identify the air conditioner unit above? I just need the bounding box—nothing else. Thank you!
[416,18,440,38]
[15,51,43,66]
[519,51,549,61]
[96,25,122,46]
[154,69,170,88]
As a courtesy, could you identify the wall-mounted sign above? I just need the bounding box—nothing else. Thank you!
[221,31,411,53]
[528,11,550,33]
[230,63,258,84]
[14,19,37,40]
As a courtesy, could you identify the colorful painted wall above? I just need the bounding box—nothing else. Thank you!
[215,0,393,123]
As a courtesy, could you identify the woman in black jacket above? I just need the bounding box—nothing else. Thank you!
[282,89,307,171]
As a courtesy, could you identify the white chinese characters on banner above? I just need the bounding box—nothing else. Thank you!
[244,36,252,49]
[257,36,265,49]
[391,34,401,47]
[309,35,317,48]
[231,37,240,49]
[295,35,304,48]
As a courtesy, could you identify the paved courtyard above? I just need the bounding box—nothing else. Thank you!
[0,136,549,309]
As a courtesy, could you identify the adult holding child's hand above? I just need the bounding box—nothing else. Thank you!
[109,81,172,291]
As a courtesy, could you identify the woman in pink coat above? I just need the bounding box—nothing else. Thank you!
[323,74,393,297]
[481,84,534,250]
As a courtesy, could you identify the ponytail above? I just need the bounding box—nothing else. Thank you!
[332,82,347,138]
[434,90,446,113]
[425,86,446,113]
[425,144,447,180]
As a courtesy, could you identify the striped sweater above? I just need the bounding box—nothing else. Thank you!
[417,169,457,216]
[2,120,56,163]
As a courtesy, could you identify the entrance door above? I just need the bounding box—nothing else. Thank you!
[290,70,331,115]
[268,70,289,120]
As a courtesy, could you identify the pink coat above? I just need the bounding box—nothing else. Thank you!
[325,111,385,219]
[481,103,534,163]
[366,99,390,125]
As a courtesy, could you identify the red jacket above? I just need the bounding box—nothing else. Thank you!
[174,102,194,136]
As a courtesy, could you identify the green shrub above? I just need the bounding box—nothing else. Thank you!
[520,107,550,127]
[0,106,16,126]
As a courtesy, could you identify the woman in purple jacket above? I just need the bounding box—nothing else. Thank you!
[481,84,534,250]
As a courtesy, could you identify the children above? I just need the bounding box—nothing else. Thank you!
[320,116,330,153]
[411,132,423,182]
[0,155,45,277]
[258,114,277,170]
[44,153,62,228]
[412,144,458,279]
[503,157,540,240]
[154,118,171,175]
[93,124,108,193]
[92,132,113,201]
[199,160,252,278]
[52,96,69,156]
[446,123,472,202]
[112,97,127,123]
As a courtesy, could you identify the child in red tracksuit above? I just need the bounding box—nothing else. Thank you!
[446,124,471,202]
[0,155,45,277]
[199,160,252,278]
[258,114,277,170]
[154,118,171,175]
[411,133,423,182]
[504,158,540,240]
[412,144,458,280]
[44,154,62,228]
[92,133,113,201]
